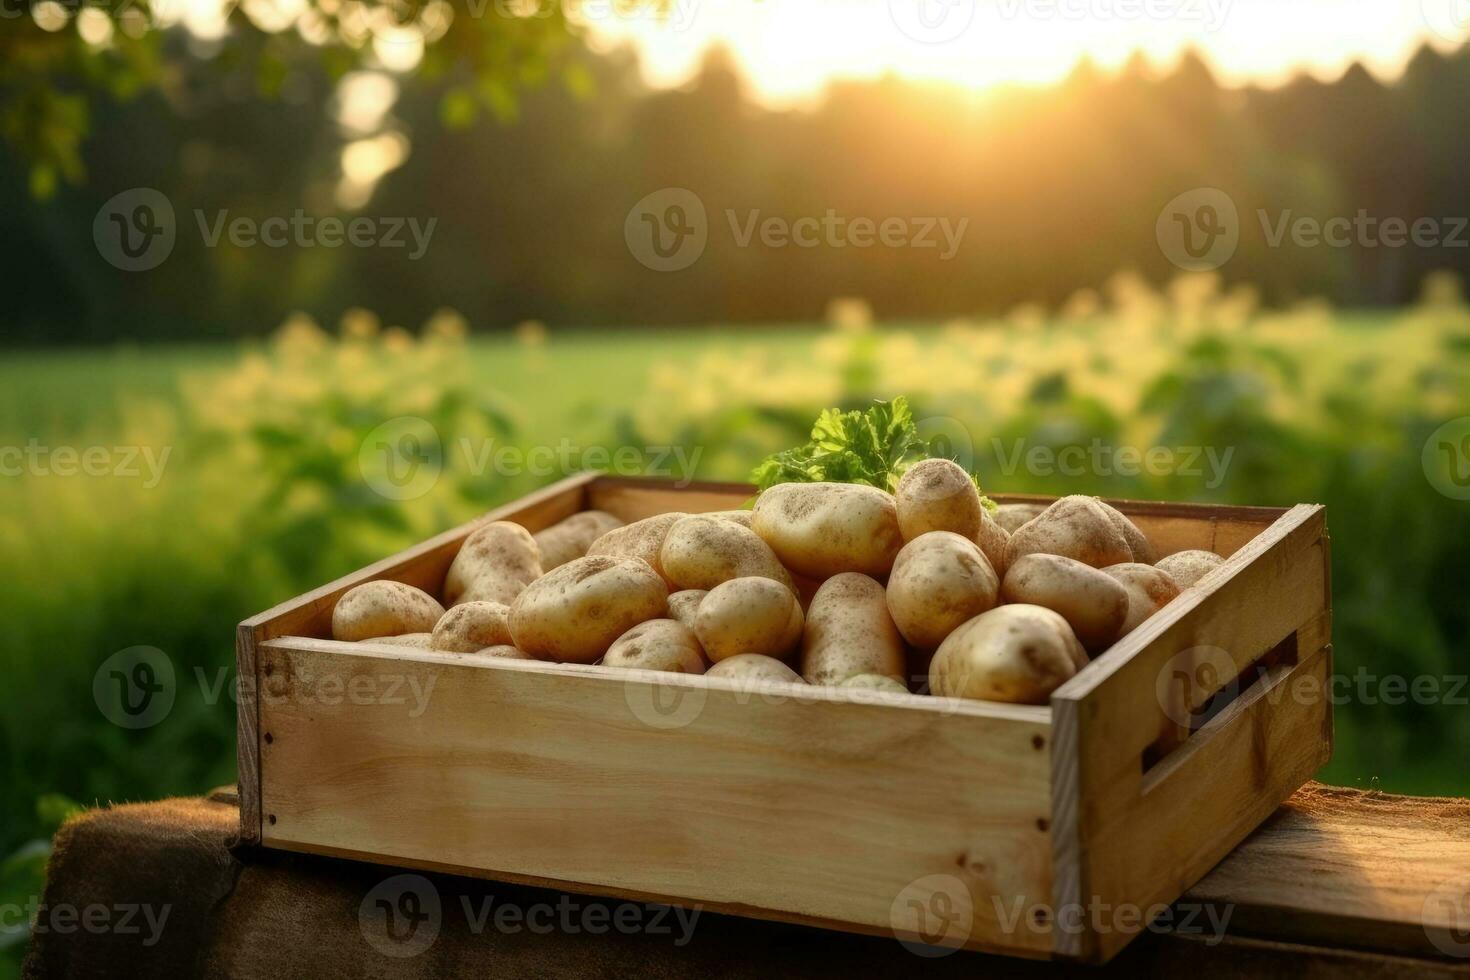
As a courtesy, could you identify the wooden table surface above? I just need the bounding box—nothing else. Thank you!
[21,782,1470,978]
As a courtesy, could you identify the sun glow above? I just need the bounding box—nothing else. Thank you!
[584,0,1469,108]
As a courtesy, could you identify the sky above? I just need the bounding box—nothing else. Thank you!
[581,0,1470,107]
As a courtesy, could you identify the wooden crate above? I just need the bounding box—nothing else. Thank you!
[236,473,1332,963]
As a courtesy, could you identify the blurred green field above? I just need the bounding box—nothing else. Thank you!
[3,278,1470,971]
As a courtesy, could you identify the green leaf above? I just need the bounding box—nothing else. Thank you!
[750,396,994,503]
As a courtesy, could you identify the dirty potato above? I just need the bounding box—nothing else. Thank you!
[1003,495,1134,570]
[533,511,624,571]
[1156,549,1226,588]
[1097,501,1156,564]
[751,482,903,579]
[895,458,982,542]
[1001,554,1128,652]
[1101,563,1182,636]
[332,581,446,642]
[603,619,707,674]
[586,512,688,583]
[705,654,805,685]
[443,521,542,607]
[666,589,708,630]
[993,503,1046,534]
[508,555,668,663]
[705,509,755,528]
[974,508,1010,577]
[694,577,804,663]
[465,644,534,660]
[363,632,433,649]
[659,515,795,592]
[430,600,513,653]
[928,604,1086,704]
[885,531,999,649]
[800,572,906,686]
[840,673,910,694]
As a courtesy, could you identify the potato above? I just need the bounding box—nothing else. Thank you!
[751,482,903,578]
[800,573,906,686]
[431,600,512,653]
[332,581,446,642]
[841,673,909,693]
[928,604,1085,704]
[895,458,982,542]
[1156,549,1226,589]
[694,577,804,663]
[603,619,707,674]
[666,589,708,630]
[363,632,432,649]
[1097,501,1156,564]
[586,512,687,583]
[885,531,999,649]
[467,644,533,660]
[974,508,1010,577]
[705,509,755,528]
[1000,554,1128,652]
[533,511,623,571]
[508,555,668,663]
[658,514,795,593]
[443,521,542,607]
[1101,563,1182,636]
[1003,495,1133,570]
[705,654,804,685]
[993,503,1046,534]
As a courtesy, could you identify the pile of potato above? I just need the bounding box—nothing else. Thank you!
[329,461,1228,705]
